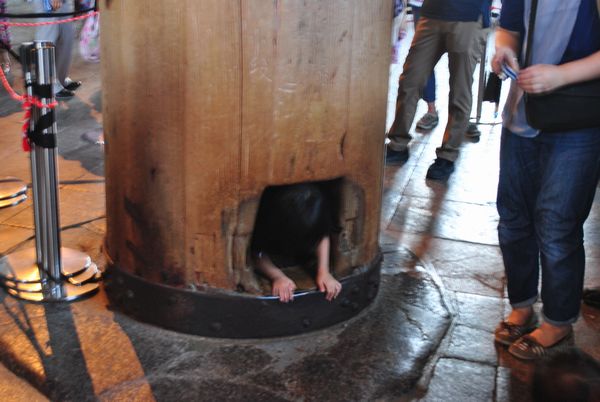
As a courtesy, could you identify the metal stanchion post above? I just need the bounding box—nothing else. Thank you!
[0,41,100,302]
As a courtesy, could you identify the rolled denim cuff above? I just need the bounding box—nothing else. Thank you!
[510,294,537,309]
[542,310,579,327]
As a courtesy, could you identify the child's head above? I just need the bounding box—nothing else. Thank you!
[532,349,600,402]
[251,183,333,262]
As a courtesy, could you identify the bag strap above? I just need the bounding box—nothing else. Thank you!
[524,0,538,68]
[527,0,600,67]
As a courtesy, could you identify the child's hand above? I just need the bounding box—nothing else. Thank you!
[316,272,342,301]
[272,276,297,303]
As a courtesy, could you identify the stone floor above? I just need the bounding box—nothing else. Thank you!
[0,5,599,402]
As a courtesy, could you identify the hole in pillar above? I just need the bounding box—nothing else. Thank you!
[248,179,344,296]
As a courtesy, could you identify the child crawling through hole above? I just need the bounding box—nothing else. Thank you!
[250,183,342,303]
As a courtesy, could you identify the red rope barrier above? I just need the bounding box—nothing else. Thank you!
[0,10,97,151]
[0,65,58,152]
[0,11,98,27]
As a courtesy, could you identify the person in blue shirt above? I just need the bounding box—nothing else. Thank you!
[492,0,600,360]
[385,0,492,181]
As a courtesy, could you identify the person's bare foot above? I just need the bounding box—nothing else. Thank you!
[528,322,572,347]
[506,306,533,325]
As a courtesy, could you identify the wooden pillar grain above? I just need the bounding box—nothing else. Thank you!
[101,0,393,292]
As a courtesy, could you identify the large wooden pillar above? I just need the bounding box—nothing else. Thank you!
[100,0,393,337]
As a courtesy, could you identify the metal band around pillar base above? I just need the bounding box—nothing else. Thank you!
[105,253,381,339]
[0,247,101,302]
[0,177,28,209]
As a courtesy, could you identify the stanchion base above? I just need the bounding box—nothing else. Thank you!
[0,249,41,284]
[0,248,93,284]
[0,194,27,209]
[61,248,94,278]
[3,262,100,293]
[0,177,27,201]
[6,282,99,302]
[0,247,101,302]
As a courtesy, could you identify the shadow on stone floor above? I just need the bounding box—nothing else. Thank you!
[0,249,452,401]
[0,292,96,400]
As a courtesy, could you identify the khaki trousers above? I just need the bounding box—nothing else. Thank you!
[388,17,484,162]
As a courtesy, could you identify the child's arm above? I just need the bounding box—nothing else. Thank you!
[315,236,342,301]
[255,252,297,303]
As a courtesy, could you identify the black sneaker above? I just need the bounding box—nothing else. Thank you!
[583,288,600,309]
[385,147,409,165]
[55,89,75,100]
[466,123,481,138]
[426,158,455,180]
[416,112,439,131]
[64,79,82,91]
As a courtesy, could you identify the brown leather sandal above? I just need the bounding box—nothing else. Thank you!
[508,331,574,360]
[494,314,538,346]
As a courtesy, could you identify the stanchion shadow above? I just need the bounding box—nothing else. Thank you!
[1,75,104,176]
[0,290,97,401]
[0,74,23,117]
[409,180,449,263]
[89,89,101,113]
[54,91,104,177]
[379,163,450,277]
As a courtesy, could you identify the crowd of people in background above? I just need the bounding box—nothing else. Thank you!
[0,0,10,73]
[0,0,99,95]
[387,0,492,180]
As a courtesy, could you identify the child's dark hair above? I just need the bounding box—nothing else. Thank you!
[251,183,334,265]
[532,348,600,402]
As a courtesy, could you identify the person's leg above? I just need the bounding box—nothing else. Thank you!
[532,128,600,346]
[434,20,481,162]
[494,129,543,347]
[34,0,64,93]
[497,128,541,321]
[422,75,436,106]
[466,27,491,139]
[508,129,600,359]
[54,21,75,89]
[54,1,75,90]
[411,6,436,107]
[0,45,9,74]
[411,5,438,131]
[0,0,10,73]
[387,17,444,154]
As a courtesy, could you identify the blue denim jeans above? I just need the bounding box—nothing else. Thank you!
[497,127,600,325]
